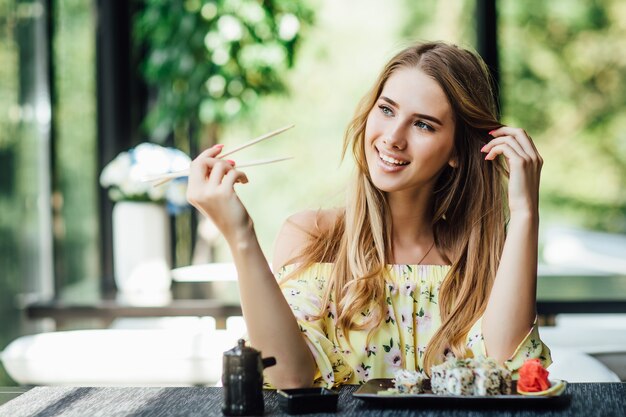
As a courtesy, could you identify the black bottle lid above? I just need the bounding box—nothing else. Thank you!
[224,339,262,371]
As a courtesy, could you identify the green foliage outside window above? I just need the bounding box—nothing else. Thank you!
[500,0,626,232]
[134,0,314,147]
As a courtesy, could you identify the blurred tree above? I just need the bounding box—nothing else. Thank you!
[0,0,19,156]
[134,0,314,150]
[499,0,626,232]
[400,0,477,47]
[53,0,98,290]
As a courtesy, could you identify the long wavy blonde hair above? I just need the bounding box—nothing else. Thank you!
[285,42,508,375]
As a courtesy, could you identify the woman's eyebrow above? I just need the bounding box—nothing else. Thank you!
[380,96,444,126]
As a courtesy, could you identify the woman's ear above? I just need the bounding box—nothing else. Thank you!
[448,157,458,168]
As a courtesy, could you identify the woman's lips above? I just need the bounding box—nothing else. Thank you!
[376,149,410,172]
[379,153,409,165]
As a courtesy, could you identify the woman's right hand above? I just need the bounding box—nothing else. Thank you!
[188,145,317,389]
[186,144,251,242]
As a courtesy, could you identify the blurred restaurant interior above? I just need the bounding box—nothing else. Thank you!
[0,0,625,387]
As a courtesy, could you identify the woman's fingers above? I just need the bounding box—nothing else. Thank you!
[489,126,540,162]
[197,143,224,159]
[221,168,249,189]
[483,141,524,163]
[189,145,222,183]
[485,126,542,215]
[188,146,246,194]
[188,145,231,206]
[482,135,528,162]
[189,144,235,184]
[207,159,234,188]
[188,156,212,193]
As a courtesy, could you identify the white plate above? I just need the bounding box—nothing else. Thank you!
[170,263,238,282]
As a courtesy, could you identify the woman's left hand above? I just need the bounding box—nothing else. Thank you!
[481,126,543,216]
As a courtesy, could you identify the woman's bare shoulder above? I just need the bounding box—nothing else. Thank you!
[272,208,343,271]
[286,208,342,233]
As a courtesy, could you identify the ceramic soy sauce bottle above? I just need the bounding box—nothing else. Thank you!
[222,339,276,416]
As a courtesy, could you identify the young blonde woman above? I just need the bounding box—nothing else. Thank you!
[187,41,552,389]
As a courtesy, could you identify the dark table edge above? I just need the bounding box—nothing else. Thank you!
[24,300,243,321]
[23,300,626,321]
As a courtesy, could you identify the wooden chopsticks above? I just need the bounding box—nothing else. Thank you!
[143,124,294,186]
[218,124,294,158]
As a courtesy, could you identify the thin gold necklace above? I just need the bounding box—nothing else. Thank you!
[417,241,436,265]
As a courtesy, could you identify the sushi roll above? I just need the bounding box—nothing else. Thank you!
[470,357,498,396]
[430,355,512,396]
[393,369,427,394]
[430,359,454,395]
[499,367,512,395]
[474,357,513,396]
[445,366,475,395]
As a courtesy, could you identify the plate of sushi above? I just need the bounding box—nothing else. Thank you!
[353,357,568,406]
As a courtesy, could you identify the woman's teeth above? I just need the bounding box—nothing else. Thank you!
[379,153,409,166]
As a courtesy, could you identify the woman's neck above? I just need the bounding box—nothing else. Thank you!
[386,188,440,264]
[387,189,433,238]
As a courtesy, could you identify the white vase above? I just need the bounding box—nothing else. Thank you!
[112,201,172,302]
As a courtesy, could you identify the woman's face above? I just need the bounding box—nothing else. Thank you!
[364,67,456,194]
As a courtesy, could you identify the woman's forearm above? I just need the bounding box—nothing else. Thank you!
[185,147,316,386]
[226,224,316,388]
[482,211,539,363]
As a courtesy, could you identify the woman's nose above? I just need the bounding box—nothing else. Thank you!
[383,127,406,150]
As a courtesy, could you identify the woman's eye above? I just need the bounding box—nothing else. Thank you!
[415,121,434,131]
[378,105,393,116]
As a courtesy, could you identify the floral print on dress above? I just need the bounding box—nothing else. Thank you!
[355,362,371,383]
[365,345,377,357]
[276,263,552,388]
[398,305,413,327]
[416,310,433,332]
[400,280,416,297]
[383,338,403,369]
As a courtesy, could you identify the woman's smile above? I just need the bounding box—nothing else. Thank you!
[376,147,411,172]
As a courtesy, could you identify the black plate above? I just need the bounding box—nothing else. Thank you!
[353,379,569,408]
[277,388,338,414]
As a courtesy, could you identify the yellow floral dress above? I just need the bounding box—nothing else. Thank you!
[277,263,552,388]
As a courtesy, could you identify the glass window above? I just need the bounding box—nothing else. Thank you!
[0,0,97,384]
[499,0,626,232]
[52,0,99,298]
[0,0,54,384]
